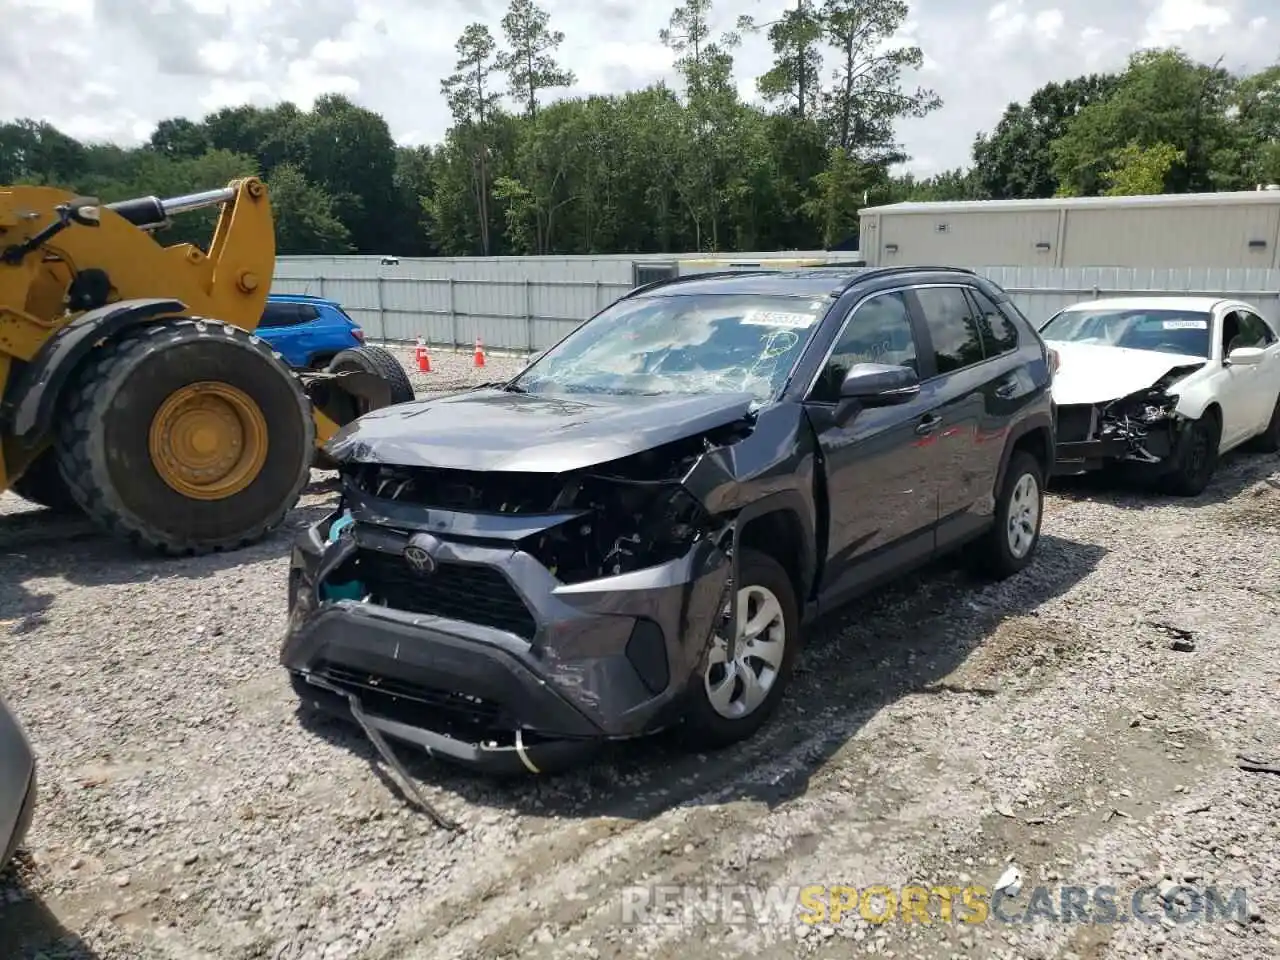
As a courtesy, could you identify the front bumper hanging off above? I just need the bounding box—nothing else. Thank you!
[281,498,733,776]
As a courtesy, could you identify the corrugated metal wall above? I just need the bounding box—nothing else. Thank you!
[270,256,1280,350]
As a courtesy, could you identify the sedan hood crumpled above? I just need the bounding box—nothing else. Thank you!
[1044,341,1207,405]
[323,387,759,473]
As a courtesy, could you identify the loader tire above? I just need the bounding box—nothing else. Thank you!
[327,345,415,406]
[10,449,79,514]
[53,318,315,555]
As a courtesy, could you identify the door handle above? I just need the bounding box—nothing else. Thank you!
[995,381,1018,399]
[915,414,942,435]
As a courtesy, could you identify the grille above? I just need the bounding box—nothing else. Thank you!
[314,660,502,732]
[354,549,538,639]
[1055,404,1096,443]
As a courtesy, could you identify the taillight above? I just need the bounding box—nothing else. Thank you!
[352,327,364,342]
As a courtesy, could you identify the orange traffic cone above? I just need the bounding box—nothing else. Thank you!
[473,337,486,368]
[415,336,431,372]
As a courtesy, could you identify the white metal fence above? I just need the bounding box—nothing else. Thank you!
[269,257,1280,352]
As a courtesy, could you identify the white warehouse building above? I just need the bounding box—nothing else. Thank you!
[857,189,1280,270]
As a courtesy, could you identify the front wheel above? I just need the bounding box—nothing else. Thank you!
[1163,411,1220,497]
[681,549,799,750]
[53,318,315,555]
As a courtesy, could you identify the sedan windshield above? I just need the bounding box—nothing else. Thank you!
[508,293,831,402]
[1039,308,1212,358]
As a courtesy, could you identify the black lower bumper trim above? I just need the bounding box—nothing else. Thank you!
[292,672,602,776]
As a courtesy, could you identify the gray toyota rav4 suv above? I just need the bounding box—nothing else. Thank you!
[282,266,1056,773]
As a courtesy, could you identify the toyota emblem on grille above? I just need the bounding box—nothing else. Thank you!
[402,533,441,574]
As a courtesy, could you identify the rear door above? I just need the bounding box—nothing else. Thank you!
[259,302,310,367]
[903,285,991,537]
[803,289,944,599]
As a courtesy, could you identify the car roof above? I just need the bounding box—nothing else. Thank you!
[1054,295,1229,314]
[629,265,986,300]
[267,293,339,306]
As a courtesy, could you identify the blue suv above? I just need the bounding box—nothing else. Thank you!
[257,293,366,370]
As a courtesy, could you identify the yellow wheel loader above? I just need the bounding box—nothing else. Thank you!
[0,177,412,555]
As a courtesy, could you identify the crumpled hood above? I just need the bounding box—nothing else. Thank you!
[1045,341,1206,405]
[324,387,758,473]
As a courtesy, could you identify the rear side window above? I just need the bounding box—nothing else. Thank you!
[968,288,1019,355]
[260,302,319,327]
[913,287,985,375]
[812,292,918,403]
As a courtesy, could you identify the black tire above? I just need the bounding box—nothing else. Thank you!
[681,549,800,750]
[53,318,315,555]
[328,345,415,406]
[10,448,80,514]
[1163,410,1220,497]
[1246,394,1280,454]
[972,449,1045,579]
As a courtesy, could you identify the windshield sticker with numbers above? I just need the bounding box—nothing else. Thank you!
[1161,319,1208,329]
[741,310,818,329]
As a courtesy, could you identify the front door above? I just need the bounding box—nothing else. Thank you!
[1218,309,1264,445]
[803,290,942,601]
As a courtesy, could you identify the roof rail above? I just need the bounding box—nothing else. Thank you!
[622,269,778,299]
[268,292,334,301]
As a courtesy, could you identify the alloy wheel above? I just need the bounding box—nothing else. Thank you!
[703,584,787,720]
[1006,471,1040,560]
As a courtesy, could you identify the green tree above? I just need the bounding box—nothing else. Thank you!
[738,0,824,119]
[818,0,941,163]
[802,147,869,247]
[265,163,353,254]
[495,0,576,118]
[441,23,503,254]
[971,74,1118,199]
[1049,49,1237,196]
[661,0,743,250]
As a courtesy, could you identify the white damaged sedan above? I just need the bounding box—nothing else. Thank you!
[1040,296,1280,495]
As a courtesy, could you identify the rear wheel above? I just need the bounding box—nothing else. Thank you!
[971,450,1044,579]
[1246,394,1280,454]
[53,318,314,555]
[312,346,415,472]
[327,345,415,406]
[10,448,79,514]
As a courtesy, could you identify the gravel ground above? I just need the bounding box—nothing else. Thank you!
[1,351,1277,960]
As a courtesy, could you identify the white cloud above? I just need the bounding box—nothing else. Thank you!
[0,0,1276,180]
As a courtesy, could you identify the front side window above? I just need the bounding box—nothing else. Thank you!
[914,286,985,374]
[811,291,917,402]
[969,288,1019,356]
[508,293,831,403]
[1230,310,1276,350]
[1039,308,1213,358]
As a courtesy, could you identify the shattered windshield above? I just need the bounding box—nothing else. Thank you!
[1039,308,1212,358]
[508,293,831,402]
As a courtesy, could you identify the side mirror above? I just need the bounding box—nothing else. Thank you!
[1227,346,1265,365]
[839,363,920,406]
